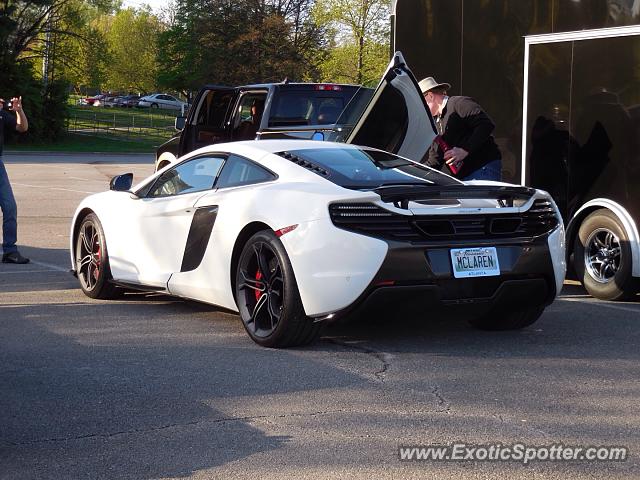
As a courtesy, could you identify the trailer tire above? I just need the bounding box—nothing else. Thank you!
[573,209,638,300]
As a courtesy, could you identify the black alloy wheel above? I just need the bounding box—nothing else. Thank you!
[235,231,322,348]
[75,213,120,299]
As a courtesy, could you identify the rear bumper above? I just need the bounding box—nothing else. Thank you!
[322,229,561,321]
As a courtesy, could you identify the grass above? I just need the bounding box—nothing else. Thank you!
[6,133,163,153]
[68,104,177,128]
[5,97,183,153]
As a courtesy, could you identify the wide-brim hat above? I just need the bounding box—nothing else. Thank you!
[418,77,451,94]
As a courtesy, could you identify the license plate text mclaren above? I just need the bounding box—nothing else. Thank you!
[450,247,501,278]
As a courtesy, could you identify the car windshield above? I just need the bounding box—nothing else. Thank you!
[280,147,459,189]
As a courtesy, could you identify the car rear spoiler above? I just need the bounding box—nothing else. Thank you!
[373,185,536,209]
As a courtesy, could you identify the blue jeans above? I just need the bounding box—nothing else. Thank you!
[463,159,502,181]
[0,159,18,254]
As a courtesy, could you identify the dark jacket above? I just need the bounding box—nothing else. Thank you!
[0,110,17,156]
[426,96,501,179]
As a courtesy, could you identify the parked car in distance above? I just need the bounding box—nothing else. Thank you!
[154,81,373,171]
[99,96,120,107]
[82,94,105,106]
[138,93,187,111]
[119,94,141,108]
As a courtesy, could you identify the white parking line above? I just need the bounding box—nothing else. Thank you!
[11,182,97,194]
[29,260,70,273]
[0,269,60,275]
[558,296,640,314]
[67,176,106,182]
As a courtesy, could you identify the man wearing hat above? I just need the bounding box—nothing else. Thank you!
[419,77,502,181]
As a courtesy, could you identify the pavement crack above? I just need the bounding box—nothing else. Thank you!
[431,385,451,413]
[1,410,349,447]
[324,338,391,382]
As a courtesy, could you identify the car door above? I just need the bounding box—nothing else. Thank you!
[180,87,237,155]
[166,153,278,303]
[165,95,179,110]
[158,94,170,108]
[116,154,226,287]
[345,51,436,164]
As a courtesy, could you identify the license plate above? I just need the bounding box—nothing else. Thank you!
[450,247,500,278]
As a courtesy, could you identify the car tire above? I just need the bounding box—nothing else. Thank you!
[573,209,637,300]
[151,103,159,109]
[75,213,121,299]
[235,230,322,348]
[468,306,545,331]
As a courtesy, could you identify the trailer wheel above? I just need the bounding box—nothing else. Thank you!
[573,209,638,300]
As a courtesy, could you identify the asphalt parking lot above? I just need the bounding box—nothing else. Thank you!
[1,152,639,479]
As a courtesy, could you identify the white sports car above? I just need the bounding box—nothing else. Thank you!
[70,54,566,348]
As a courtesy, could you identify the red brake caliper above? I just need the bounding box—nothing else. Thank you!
[93,241,101,280]
[255,270,262,301]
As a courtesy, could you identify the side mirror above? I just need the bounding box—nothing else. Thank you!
[110,173,133,192]
[175,116,186,131]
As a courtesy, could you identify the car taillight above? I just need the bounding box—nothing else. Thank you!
[314,84,342,91]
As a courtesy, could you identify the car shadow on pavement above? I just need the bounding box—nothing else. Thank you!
[317,282,640,361]
[0,301,366,479]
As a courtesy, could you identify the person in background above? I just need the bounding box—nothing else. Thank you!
[236,98,265,140]
[419,77,502,181]
[0,96,29,264]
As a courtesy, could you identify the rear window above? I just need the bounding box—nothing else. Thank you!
[268,86,360,127]
[278,147,458,189]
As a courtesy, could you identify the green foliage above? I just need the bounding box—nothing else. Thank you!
[316,39,388,86]
[313,0,390,85]
[157,0,326,93]
[0,1,69,142]
[100,8,161,93]
[54,1,114,93]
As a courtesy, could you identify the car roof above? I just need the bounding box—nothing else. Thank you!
[200,82,363,90]
[207,139,365,155]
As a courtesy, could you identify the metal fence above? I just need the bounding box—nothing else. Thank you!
[66,107,177,143]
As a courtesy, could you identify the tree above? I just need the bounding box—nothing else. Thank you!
[0,0,118,141]
[313,0,390,86]
[157,0,325,94]
[102,8,162,93]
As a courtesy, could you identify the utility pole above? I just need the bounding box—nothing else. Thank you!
[42,9,52,88]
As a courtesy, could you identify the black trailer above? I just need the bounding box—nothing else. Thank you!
[392,0,640,300]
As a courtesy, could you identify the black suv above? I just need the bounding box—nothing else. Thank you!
[155,82,373,171]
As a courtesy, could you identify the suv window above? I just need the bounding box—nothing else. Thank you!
[196,90,235,128]
[148,155,226,197]
[268,86,360,127]
[233,92,267,140]
[216,154,276,188]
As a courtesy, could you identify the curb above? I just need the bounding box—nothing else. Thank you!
[4,151,154,156]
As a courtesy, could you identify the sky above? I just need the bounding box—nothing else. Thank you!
[121,0,169,13]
